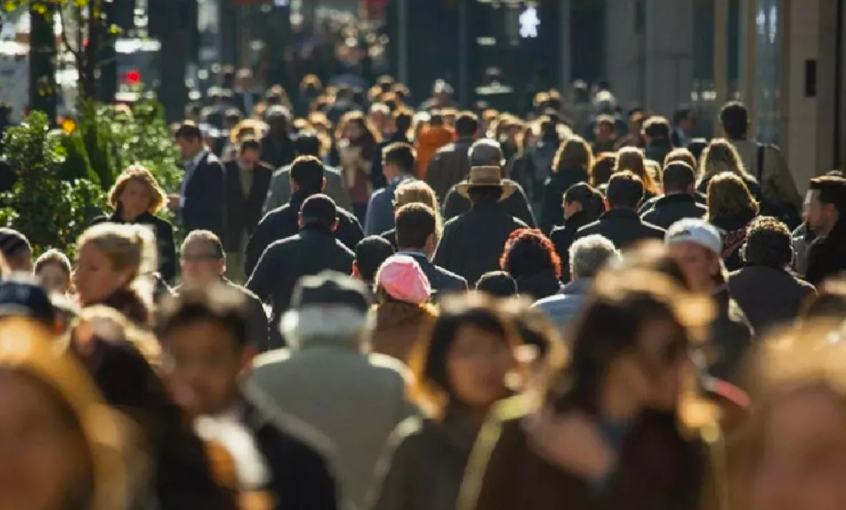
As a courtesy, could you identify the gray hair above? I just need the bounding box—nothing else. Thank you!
[569,234,619,279]
[468,139,505,167]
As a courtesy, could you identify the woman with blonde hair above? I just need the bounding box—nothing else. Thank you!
[540,136,593,233]
[74,223,158,327]
[698,139,761,199]
[615,146,660,200]
[707,172,760,271]
[93,165,176,283]
[381,180,443,250]
[0,318,130,510]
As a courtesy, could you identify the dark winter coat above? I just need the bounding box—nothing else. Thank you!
[400,251,468,297]
[224,160,274,253]
[425,138,474,201]
[728,266,816,335]
[574,208,666,251]
[806,222,846,286]
[514,271,562,301]
[260,132,297,170]
[539,168,589,234]
[709,286,755,385]
[550,210,596,283]
[711,210,757,272]
[442,180,537,228]
[640,194,707,230]
[93,210,177,283]
[180,151,227,243]
[244,191,363,277]
[434,202,528,286]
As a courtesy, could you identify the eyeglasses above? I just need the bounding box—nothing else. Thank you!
[180,253,220,263]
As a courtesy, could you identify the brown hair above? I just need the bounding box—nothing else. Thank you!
[108,165,167,215]
[615,147,658,195]
[394,180,442,236]
[553,136,594,174]
[700,139,754,182]
[78,224,157,281]
[35,248,72,278]
[590,152,617,187]
[706,172,760,223]
[665,148,698,172]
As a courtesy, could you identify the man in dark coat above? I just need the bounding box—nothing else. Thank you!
[667,219,754,385]
[575,172,666,250]
[395,203,467,297]
[641,162,707,229]
[433,166,527,286]
[550,183,606,283]
[425,111,477,201]
[371,110,414,190]
[245,156,363,277]
[246,194,355,341]
[173,122,227,242]
[178,230,269,352]
[260,106,297,170]
[224,138,273,282]
[364,142,416,236]
[158,285,338,510]
[805,175,846,285]
[729,217,816,335]
[441,139,537,227]
[642,116,674,167]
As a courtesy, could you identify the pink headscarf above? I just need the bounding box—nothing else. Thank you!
[375,255,432,305]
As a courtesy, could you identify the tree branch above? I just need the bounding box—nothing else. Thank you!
[56,2,82,64]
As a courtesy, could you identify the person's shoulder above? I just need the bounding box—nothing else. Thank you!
[442,214,461,230]
[433,263,466,282]
[224,279,263,303]
[204,151,224,167]
[367,352,414,384]
[324,164,343,177]
[149,214,174,229]
[575,219,601,236]
[434,143,458,155]
[91,214,111,225]
[641,218,667,236]
[272,165,291,178]
[252,348,295,370]
[255,161,275,174]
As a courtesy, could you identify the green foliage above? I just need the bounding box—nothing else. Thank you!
[0,111,107,257]
[79,101,115,188]
[57,129,99,184]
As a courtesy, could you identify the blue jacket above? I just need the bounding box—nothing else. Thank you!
[364,175,416,236]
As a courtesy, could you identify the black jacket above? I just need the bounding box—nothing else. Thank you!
[728,265,815,335]
[401,251,468,297]
[442,180,537,228]
[806,222,846,286]
[380,228,398,251]
[434,202,527,286]
[261,133,297,170]
[246,227,354,338]
[93,211,177,283]
[550,210,596,283]
[245,192,363,277]
[514,271,561,301]
[240,398,338,510]
[181,151,227,242]
[644,139,673,166]
[575,208,666,250]
[224,160,273,253]
[640,194,707,230]
[539,169,588,234]
[709,286,755,385]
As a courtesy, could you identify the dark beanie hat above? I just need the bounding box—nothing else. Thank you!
[0,228,30,258]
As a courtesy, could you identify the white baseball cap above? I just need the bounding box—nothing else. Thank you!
[665,218,723,256]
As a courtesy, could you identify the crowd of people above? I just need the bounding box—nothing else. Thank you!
[1,65,846,510]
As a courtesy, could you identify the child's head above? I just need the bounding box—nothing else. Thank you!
[34,249,72,295]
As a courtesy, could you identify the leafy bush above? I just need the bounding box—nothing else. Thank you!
[0,111,107,256]
[57,129,99,184]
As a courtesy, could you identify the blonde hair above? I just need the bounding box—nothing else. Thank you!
[700,139,754,183]
[78,224,157,282]
[615,147,658,194]
[553,136,594,174]
[108,166,167,215]
[706,172,760,223]
[394,180,443,237]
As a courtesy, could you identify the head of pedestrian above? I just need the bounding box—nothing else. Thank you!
[158,284,253,418]
[562,183,605,223]
[289,155,326,198]
[108,165,168,223]
[382,142,416,182]
[457,166,517,207]
[0,228,32,273]
[662,161,697,197]
[475,270,518,298]
[605,171,645,211]
[666,218,726,294]
[374,255,432,306]
[353,236,395,287]
[408,292,518,418]
[34,249,72,296]
[719,101,749,140]
[741,216,793,270]
[468,138,505,168]
[174,121,205,161]
[298,194,339,233]
[280,271,372,352]
[180,230,226,288]
[805,175,846,238]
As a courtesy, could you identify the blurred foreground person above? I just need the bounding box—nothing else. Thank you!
[369,293,517,510]
[247,272,416,510]
[475,271,518,298]
[730,322,846,510]
[158,285,338,510]
[458,270,711,510]
[0,319,129,510]
[0,227,32,272]
[805,175,846,285]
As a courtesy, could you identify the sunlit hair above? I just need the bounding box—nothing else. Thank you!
[335,110,382,144]
[665,147,698,172]
[706,172,760,224]
[500,229,562,279]
[699,138,754,183]
[552,135,594,174]
[34,248,72,278]
[0,318,130,510]
[394,180,443,237]
[615,147,658,195]
[590,152,617,188]
[407,292,519,418]
[108,165,167,215]
[73,305,163,369]
[78,224,157,283]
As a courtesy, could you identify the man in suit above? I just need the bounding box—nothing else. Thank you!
[425,111,477,201]
[641,162,707,229]
[232,68,261,117]
[264,132,353,213]
[364,142,417,236]
[575,171,666,250]
[246,156,363,277]
[172,121,227,242]
[223,138,273,282]
[395,203,467,297]
[261,106,297,170]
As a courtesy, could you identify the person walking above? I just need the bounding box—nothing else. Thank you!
[706,173,760,272]
[425,112,478,201]
[642,116,674,167]
[549,183,606,283]
[499,229,562,301]
[365,142,417,236]
[434,166,528,286]
[260,106,297,170]
[641,162,707,229]
[247,272,417,510]
[805,175,846,285]
[539,136,591,234]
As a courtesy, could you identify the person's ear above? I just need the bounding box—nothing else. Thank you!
[218,259,226,276]
[321,177,327,191]
[603,197,611,210]
[298,215,305,228]
[352,262,361,278]
[425,233,436,253]
[330,219,339,232]
[686,182,695,195]
[290,176,299,193]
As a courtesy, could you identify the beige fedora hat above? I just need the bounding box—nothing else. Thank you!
[455,166,517,201]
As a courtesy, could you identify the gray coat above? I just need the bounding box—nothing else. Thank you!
[531,278,593,334]
[265,163,353,214]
